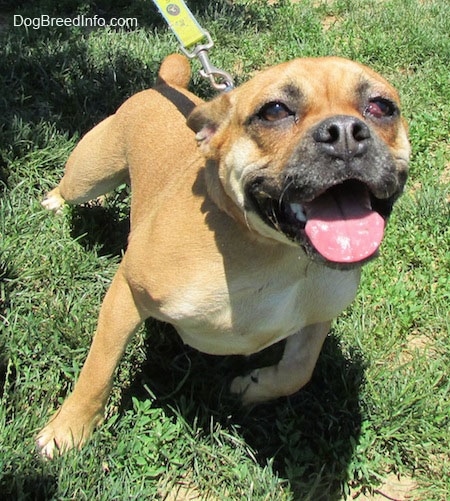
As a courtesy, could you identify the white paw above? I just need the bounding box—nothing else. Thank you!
[230,370,266,405]
[36,428,60,460]
[36,402,104,459]
[41,188,65,214]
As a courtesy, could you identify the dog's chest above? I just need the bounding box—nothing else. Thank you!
[166,261,360,356]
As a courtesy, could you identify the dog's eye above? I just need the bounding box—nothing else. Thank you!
[365,98,398,119]
[257,102,294,122]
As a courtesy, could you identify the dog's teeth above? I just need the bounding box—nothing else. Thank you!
[290,203,306,222]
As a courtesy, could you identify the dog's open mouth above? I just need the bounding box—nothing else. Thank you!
[248,179,391,265]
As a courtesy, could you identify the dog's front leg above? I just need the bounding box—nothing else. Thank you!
[230,321,331,404]
[36,266,145,458]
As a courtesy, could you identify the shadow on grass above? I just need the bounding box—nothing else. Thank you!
[0,261,15,394]
[0,2,163,171]
[120,320,364,500]
[69,189,130,258]
[0,0,257,155]
[0,473,57,501]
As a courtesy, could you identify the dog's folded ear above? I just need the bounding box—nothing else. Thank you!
[187,93,232,156]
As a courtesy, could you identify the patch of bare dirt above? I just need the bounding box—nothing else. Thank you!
[439,148,450,185]
[322,14,340,31]
[351,473,418,500]
[398,331,437,366]
[159,473,223,501]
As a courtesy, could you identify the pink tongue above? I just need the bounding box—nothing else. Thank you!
[305,188,385,263]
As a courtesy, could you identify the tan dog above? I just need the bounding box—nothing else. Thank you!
[37,54,410,458]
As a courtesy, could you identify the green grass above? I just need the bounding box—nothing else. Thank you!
[1,0,449,499]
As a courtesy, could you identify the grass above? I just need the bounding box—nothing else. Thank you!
[1,0,449,499]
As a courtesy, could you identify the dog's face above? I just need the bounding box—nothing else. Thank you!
[188,57,410,268]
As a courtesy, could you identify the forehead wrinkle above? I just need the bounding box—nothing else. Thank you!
[279,80,303,102]
[355,75,389,101]
[356,71,400,102]
[316,68,382,113]
[355,77,372,100]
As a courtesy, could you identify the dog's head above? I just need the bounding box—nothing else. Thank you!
[188,57,410,268]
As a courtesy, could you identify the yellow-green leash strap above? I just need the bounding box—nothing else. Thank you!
[151,0,205,49]
[151,0,234,91]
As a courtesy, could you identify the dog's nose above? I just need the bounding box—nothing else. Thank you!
[313,115,371,161]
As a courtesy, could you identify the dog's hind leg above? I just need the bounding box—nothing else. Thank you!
[230,321,331,404]
[42,114,128,213]
[36,265,145,458]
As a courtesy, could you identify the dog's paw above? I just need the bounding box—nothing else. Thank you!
[36,406,101,459]
[36,420,91,459]
[36,425,64,460]
[35,418,84,459]
[230,370,269,405]
[41,188,65,214]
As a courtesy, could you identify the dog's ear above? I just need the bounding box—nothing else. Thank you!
[187,93,232,155]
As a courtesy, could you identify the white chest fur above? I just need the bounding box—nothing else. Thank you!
[164,254,361,356]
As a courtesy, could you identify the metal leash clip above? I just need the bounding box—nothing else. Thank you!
[181,31,234,92]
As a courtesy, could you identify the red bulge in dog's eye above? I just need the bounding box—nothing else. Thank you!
[366,98,396,119]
